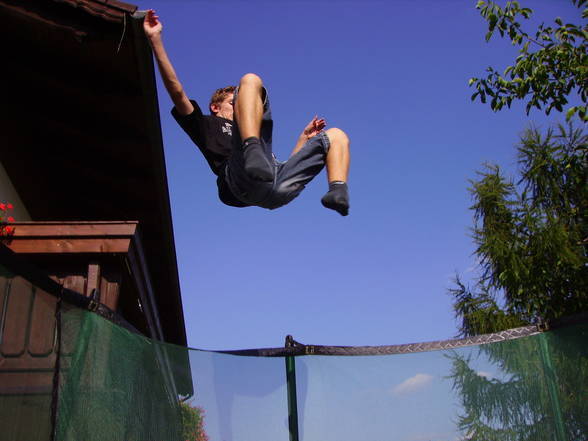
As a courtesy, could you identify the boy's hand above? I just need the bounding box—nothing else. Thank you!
[143,9,162,41]
[302,116,326,139]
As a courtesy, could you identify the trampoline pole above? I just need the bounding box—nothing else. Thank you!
[285,336,300,441]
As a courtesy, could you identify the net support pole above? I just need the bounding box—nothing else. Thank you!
[285,336,300,441]
[538,333,567,441]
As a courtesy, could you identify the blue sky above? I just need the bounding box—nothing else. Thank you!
[134,0,583,351]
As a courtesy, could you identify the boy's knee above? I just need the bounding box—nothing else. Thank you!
[240,73,263,89]
[325,127,349,145]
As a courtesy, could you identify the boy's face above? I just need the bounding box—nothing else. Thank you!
[212,93,234,121]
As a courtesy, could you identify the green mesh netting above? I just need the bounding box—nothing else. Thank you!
[295,325,588,441]
[56,307,289,441]
[1,268,587,441]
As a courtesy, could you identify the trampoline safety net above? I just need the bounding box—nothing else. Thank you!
[1,265,587,441]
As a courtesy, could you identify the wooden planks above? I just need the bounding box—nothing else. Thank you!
[0,222,136,394]
[5,222,138,254]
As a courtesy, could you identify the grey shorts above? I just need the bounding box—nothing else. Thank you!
[224,87,330,210]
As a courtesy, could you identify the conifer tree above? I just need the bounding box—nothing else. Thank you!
[452,124,587,337]
[447,3,588,439]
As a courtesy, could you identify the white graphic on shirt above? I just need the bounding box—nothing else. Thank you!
[222,122,233,136]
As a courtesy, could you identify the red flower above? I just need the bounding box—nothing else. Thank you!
[7,217,14,223]
[0,203,5,211]
[7,203,13,210]
[4,226,14,235]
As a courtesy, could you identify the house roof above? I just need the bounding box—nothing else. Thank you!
[0,0,187,346]
[52,0,137,23]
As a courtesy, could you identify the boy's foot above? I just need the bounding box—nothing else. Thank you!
[321,181,349,216]
[242,137,274,182]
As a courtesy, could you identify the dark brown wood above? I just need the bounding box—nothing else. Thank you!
[0,0,136,26]
[62,275,86,294]
[0,275,57,394]
[1,277,33,356]
[1,0,186,347]
[10,221,139,237]
[6,222,138,254]
[7,238,133,254]
[4,222,166,342]
[59,0,136,22]
[101,277,120,311]
[0,221,170,395]
[0,276,7,324]
[0,354,57,371]
[86,263,101,296]
[0,0,192,403]
[28,290,57,356]
[0,371,55,394]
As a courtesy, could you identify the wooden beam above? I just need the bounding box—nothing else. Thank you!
[9,221,139,237]
[5,221,138,254]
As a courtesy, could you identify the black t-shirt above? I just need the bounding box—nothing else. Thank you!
[172,100,247,207]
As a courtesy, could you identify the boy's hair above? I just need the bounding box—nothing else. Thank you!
[209,86,236,114]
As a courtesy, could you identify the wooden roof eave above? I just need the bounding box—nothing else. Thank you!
[54,0,137,23]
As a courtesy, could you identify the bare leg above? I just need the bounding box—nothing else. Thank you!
[325,128,350,183]
[234,73,273,181]
[322,128,351,216]
[235,73,264,140]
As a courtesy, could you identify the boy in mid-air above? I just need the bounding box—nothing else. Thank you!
[143,10,351,215]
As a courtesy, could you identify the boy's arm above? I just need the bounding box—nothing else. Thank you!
[290,116,326,157]
[143,10,194,116]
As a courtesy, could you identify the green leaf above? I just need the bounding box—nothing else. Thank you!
[489,14,498,28]
[470,2,585,120]
[566,106,578,121]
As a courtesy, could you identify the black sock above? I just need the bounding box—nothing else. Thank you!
[321,181,349,216]
[242,137,273,182]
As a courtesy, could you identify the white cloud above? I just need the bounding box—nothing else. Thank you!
[476,371,494,379]
[392,373,433,396]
